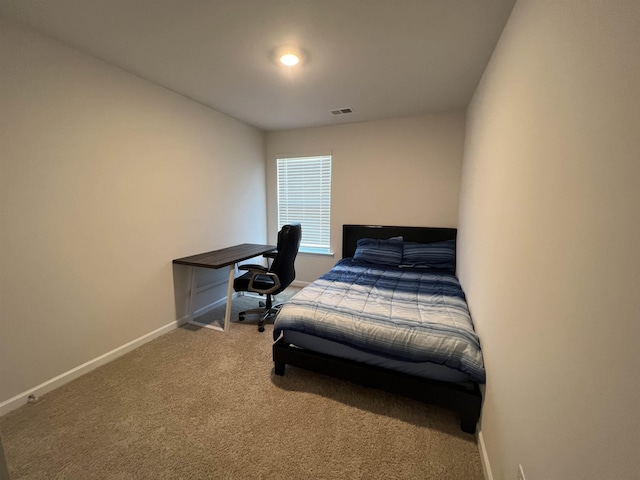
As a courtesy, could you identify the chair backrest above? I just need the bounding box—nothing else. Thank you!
[269,223,302,294]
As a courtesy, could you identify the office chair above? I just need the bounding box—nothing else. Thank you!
[233,223,301,332]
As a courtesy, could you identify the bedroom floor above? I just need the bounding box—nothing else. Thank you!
[0,290,484,479]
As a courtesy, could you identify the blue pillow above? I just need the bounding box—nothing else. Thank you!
[401,239,456,271]
[353,237,403,266]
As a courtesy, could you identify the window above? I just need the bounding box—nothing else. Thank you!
[277,155,332,254]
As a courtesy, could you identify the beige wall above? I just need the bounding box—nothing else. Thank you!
[0,20,266,407]
[266,113,465,282]
[458,1,640,478]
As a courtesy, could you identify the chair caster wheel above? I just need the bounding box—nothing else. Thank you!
[258,326,265,332]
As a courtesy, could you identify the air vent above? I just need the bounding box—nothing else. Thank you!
[330,107,353,115]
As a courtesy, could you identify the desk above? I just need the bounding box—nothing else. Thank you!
[173,243,276,332]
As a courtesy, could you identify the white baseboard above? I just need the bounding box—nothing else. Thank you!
[1,287,302,417]
[193,293,236,318]
[175,293,239,324]
[477,429,494,480]
[0,319,182,417]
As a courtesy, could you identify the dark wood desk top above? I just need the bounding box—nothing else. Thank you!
[173,243,276,269]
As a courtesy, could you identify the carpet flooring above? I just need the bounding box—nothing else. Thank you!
[0,289,484,479]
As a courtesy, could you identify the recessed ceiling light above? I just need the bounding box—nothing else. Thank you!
[279,53,300,66]
[272,47,307,67]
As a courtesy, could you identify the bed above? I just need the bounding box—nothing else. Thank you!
[272,225,484,434]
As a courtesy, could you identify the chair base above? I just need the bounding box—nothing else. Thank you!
[238,303,285,332]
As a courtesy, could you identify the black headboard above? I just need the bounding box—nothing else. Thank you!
[342,224,457,259]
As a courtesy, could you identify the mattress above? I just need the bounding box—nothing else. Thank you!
[273,259,486,384]
[280,330,473,383]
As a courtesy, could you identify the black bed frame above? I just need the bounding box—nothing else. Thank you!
[272,224,482,434]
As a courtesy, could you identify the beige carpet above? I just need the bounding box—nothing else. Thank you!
[0,289,484,479]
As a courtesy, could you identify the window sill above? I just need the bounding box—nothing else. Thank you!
[299,249,335,258]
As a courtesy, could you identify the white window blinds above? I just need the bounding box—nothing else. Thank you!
[277,155,332,254]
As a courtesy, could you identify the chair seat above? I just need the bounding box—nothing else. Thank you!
[233,272,277,292]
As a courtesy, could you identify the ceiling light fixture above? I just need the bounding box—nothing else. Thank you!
[272,47,306,67]
[279,53,300,66]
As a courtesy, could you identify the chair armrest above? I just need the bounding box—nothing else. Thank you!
[248,272,281,294]
[238,264,268,273]
[237,265,281,295]
[263,251,277,259]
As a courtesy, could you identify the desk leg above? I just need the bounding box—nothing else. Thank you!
[223,264,235,332]
[187,267,197,323]
[185,265,233,333]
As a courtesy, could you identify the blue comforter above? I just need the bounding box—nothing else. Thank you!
[273,259,486,383]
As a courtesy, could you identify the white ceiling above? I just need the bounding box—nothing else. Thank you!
[0,0,516,131]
